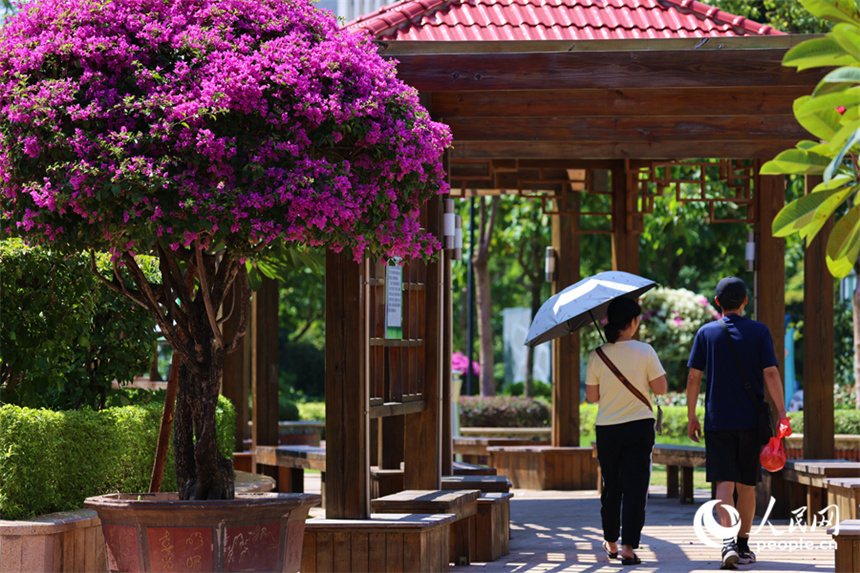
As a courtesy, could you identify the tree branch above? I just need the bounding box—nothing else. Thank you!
[194,240,226,350]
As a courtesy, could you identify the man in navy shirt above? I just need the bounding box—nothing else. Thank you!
[686,277,786,570]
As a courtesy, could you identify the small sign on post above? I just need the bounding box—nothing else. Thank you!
[385,263,403,339]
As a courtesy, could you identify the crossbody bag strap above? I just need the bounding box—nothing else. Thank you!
[595,346,652,410]
[719,318,763,407]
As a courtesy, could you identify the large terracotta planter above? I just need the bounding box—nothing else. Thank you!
[84,492,319,573]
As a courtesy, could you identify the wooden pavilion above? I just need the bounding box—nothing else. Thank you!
[227,0,838,568]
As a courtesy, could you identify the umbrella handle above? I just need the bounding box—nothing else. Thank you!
[589,309,607,344]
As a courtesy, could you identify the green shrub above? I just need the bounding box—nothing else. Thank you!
[788,410,860,435]
[459,396,550,427]
[298,401,326,422]
[0,394,235,520]
[580,403,705,441]
[501,380,552,400]
[0,239,160,410]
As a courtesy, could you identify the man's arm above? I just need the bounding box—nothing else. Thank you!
[763,365,787,419]
[686,368,703,442]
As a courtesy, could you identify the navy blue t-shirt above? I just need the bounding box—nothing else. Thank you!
[687,314,778,431]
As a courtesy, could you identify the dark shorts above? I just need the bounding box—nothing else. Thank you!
[704,428,762,486]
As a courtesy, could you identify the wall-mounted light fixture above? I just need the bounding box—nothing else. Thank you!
[443,199,455,250]
[453,215,463,260]
[745,231,755,272]
[545,246,556,282]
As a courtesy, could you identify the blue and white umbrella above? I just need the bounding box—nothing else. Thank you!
[524,271,657,348]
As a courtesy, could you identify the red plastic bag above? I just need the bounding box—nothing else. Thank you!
[760,417,793,472]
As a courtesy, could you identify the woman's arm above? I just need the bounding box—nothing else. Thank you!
[585,384,600,403]
[648,375,668,395]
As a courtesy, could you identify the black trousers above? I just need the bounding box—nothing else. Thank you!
[596,417,655,548]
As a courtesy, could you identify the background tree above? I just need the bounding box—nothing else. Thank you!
[473,195,501,395]
[706,0,831,33]
[0,0,450,499]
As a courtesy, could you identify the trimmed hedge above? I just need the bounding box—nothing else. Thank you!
[0,394,236,520]
[459,396,550,428]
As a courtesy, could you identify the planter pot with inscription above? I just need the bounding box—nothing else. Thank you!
[84,492,319,573]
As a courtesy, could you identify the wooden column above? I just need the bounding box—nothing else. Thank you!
[755,172,786,403]
[325,251,370,519]
[404,196,443,489]
[610,160,640,274]
[442,251,454,475]
[551,189,581,448]
[251,277,279,480]
[222,283,250,453]
[803,175,835,459]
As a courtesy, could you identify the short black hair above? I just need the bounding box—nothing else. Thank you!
[715,277,747,311]
[603,297,641,343]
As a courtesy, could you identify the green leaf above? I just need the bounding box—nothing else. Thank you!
[759,148,832,175]
[831,23,860,62]
[799,182,857,244]
[772,180,854,237]
[795,91,855,140]
[827,205,860,278]
[783,36,857,71]
[824,126,860,182]
[246,263,262,291]
[800,0,860,26]
[819,66,860,87]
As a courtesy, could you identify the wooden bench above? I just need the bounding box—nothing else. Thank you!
[826,477,860,520]
[254,444,326,500]
[441,474,512,493]
[372,490,479,566]
[453,461,497,476]
[454,437,540,465]
[652,444,712,504]
[473,492,513,562]
[371,467,405,499]
[828,519,860,573]
[783,460,860,518]
[301,513,457,572]
[487,445,598,490]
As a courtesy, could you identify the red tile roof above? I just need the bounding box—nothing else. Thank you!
[345,0,783,41]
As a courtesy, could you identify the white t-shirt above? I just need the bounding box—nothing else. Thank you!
[585,340,665,426]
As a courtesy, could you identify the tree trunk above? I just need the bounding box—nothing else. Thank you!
[473,196,499,396]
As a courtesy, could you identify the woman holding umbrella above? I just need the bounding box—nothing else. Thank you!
[585,297,667,566]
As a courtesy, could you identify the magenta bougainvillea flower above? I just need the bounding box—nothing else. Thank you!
[0,0,451,263]
[452,351,480,377]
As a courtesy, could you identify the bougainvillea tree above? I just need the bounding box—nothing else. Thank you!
[0,0,450,499]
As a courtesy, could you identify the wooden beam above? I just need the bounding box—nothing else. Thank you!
[404,195,443,489]
[430,87,805,119]
[325,252,370,519]
[441,116,807,143]
[390,49,825,93]
[803,175,835,459]
[447,140,804,161]
[251,277,279,480]
[755,171,786,405]
[551,189,581,448]
[610,161,639,274]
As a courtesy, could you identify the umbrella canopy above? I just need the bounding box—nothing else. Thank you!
[524,271,657,348]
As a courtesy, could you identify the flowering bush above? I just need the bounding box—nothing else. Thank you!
[452,351,479,377]
[0,0,450,500]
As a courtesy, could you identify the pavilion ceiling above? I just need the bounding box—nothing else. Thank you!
[376,37,828,192]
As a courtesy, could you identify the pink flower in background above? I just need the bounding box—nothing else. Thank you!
[452,351,480,377]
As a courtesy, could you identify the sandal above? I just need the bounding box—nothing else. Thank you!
[602,541,618,559]
[620,553,642,565]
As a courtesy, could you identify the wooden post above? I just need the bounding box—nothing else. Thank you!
[442,250,454,476]
[404,195,443,489]
[803,175,835,459]
[551,188,581,448]
[251,277,279,481]
[222,283,250,453]
[325,251,370,519]
[610,160,640,274]
[755,172,786,405]
[379,416,404,470]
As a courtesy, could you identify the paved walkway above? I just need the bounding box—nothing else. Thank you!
[303,475,837,572]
